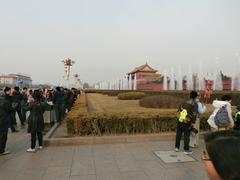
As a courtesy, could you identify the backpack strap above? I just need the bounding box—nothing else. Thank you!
[179,108,188,123]
[235,112,240,121]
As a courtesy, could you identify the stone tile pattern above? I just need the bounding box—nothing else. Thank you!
[0,129,209,180]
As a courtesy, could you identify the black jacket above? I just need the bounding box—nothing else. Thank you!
[21,92,28,106]
[0,94,13,131]
[25,100,50,133]
[53,91,65,105]
[12,91,23,109]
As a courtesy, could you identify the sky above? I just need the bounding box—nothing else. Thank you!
[0,0,240,85]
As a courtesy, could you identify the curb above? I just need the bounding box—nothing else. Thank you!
[44,132,207,147]
[43,123,60,145]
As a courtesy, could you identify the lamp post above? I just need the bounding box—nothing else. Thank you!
[61,58,75,87]
[74,74,83,89]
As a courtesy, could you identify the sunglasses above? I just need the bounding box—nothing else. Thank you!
[202,151,211,161]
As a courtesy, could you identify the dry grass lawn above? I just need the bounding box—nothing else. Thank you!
[86,93,215,116]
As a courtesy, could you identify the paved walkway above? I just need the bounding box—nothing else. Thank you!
[0,127,209,180]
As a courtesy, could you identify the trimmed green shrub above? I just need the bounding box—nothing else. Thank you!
[65,92,88,134]
[66,110,211,135]
[139,95,184,109]
[118,92,146,100]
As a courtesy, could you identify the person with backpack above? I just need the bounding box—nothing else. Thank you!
[207,95,234,131]
[175,91,199,155]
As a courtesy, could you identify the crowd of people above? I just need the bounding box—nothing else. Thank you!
[0,86,80,154]
[175,90,240,180]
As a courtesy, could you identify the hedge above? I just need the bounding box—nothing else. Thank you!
[85,90,240,105]
[118,92,146,100]
[66,90,240,136]
[139,95,184,109]
[65,94,211,135]
[69,112,210,136]
[66,92,88,134]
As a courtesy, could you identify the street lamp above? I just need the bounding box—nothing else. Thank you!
[73,74,83,89]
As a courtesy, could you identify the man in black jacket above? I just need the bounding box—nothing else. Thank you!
[12,86,24,127]
[21,87,28,123]
[53,87,65,122]
[0,87,13,155]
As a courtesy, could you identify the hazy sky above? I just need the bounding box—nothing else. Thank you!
[0,0,240,85]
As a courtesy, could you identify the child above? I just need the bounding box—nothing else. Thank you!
[234,105,240,130]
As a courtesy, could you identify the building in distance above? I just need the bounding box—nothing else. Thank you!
[127,63,163,91]
[0,73,32,88]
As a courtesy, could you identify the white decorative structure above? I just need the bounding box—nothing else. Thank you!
[129,74,132,90]
[169,68,175,90]
[187,65,193,90]
[163,70,168,91]
[133,74,137,90]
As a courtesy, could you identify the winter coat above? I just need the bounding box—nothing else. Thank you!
[20,92,28,106]
[12,91,23,110]
[25,100,50,133]
[0,94,13,131]
[207,100,234,129]
[53,91,65,105]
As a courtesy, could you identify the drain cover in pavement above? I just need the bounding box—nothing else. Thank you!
[154,151,196,163]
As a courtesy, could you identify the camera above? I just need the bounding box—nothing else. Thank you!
[189,126,198,134]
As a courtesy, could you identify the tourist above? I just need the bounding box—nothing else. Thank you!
[46,89,53,102]
[21,87,28,124]
[207,95,234,131]
[53,87,65,123]
[175,91,199,155]
[63,88,70,113]
[0,87,14,155]
[25,90,49,152]
[234,105,240,130]
[190,92,206,148]
[12,86,25,127]
[203,130,240,180]
[8,88,19,133]
[28,89,34,103]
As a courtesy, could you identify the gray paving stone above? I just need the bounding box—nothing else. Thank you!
[43,166,71,180]
[139,160,166,180]
[71,161,95,176]
[70,175,97,180]
[95,162,120,175]
[18,168,47,180]
[115,157,141,172]
[122,171,150,180]
[96,173,123,180]
[0,129,209,180]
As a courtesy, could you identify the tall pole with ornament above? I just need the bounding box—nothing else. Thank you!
[62,58,75,88]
